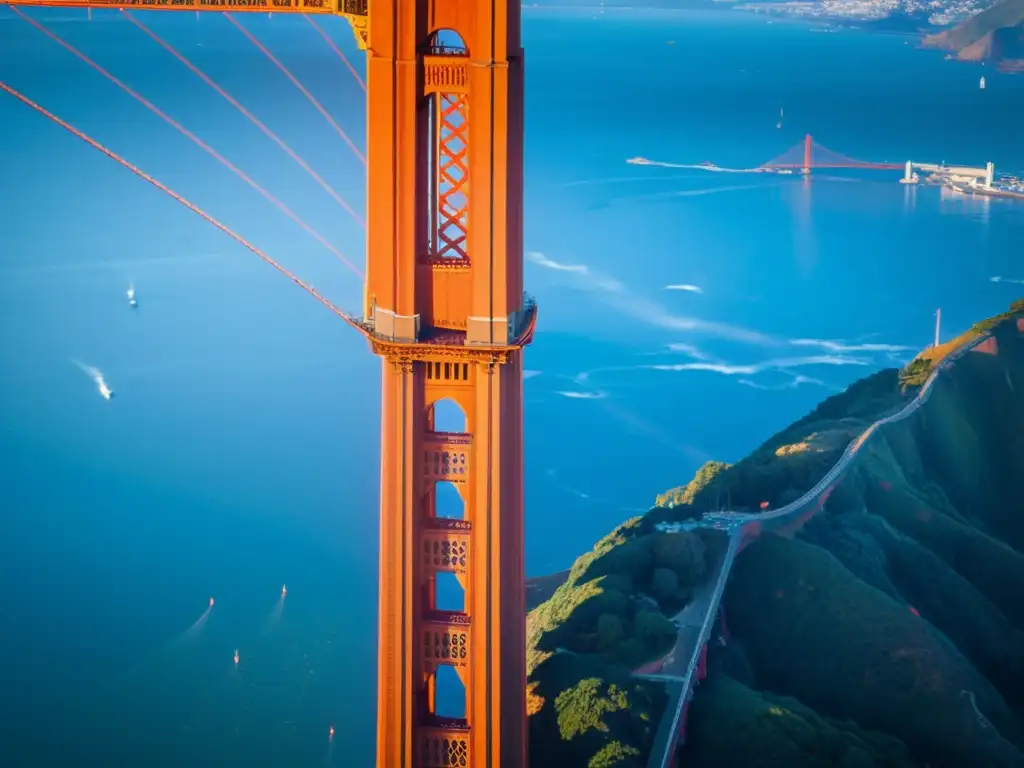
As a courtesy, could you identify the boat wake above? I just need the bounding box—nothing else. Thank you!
[626,157,763,173]
[73,359,114,400]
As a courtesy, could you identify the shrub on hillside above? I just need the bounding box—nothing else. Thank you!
[653,531,707,583]
[650,567,679,602]
[633,610,677,647]
[597,613,625,650]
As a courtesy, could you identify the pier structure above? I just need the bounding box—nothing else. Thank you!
[906,160,992,183]
[900,160,919,185]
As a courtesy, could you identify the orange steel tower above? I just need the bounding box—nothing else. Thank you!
[2,0,533,763]
[353,2,535,767]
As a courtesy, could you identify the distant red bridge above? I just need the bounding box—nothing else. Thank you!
[760,134,902,172]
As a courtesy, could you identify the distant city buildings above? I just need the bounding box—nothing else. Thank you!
[732,0,996,27]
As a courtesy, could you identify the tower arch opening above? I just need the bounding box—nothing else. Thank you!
[434,480,465,519]
[426,28,468,57]
[434,665,467,719]
[428,396,467,434]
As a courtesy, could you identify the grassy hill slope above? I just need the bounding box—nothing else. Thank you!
[680,303,1024,766]
[529,300,1024,767]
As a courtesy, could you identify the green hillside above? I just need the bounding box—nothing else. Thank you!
[529,299,1024,767]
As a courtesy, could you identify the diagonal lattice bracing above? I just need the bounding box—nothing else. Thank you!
[434,93,469,261]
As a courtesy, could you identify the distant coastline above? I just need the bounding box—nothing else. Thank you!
[522,0,971,33]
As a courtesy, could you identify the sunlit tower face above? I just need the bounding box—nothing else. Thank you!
[357,1,533,766]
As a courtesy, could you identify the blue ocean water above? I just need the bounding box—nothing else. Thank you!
[0,6,1021,765]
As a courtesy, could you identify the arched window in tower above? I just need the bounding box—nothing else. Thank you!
[430,397,466,434]
[427,28,468,57]
[424,29,469,264]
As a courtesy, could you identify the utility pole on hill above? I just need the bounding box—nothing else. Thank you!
[934,308,942,348]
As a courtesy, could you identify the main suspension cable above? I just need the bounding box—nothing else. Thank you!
[0,79,360,332]
[123,9,365,229]
[11,5,363,277]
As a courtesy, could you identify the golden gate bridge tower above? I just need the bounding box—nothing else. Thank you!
[0,0,534,766]
[357,1,534,767]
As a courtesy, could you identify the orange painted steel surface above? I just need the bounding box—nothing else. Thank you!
[362,2,531,766]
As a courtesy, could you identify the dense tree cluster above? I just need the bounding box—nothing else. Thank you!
[527,521,712,764]
[531,530,707,671]
[529,653,666,768]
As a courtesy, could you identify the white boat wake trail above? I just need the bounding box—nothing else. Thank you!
[73,359,114,400]
[626,157,763,173]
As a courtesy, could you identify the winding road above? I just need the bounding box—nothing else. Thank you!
[642,322,1017,768]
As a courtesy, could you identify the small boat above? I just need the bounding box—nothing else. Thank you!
[980,76,986,90]
[777,107,783,129]
[127,282,137,308]
[234,649,240,665]
[281,584,287,597]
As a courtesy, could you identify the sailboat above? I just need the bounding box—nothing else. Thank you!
[776,108,783,129]
[980,76,986,90]
[127,282,137,308]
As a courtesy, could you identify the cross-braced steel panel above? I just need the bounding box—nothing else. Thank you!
[433,93,469,261]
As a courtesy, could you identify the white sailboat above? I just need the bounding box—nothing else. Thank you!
[127,282,137,308]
